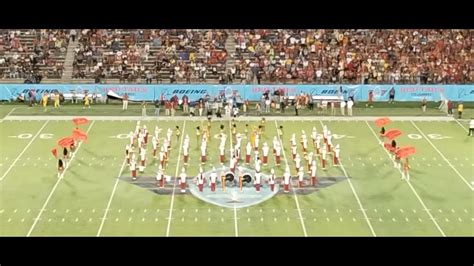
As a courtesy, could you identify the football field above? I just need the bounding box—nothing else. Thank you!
[0,105,472,236]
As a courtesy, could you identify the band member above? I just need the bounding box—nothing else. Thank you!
[310,160,317,186]
[152,136,158,157]
[311,127,317,148]
[63,147,69,160]
[210,167,217,192]
[315,135,321,155]
[262,142,269,165]
[235,133,242,149]
[201,142,207,164]
[219,145,225,165]
[159,147,166,169]
[333,144,340,166]
[268,168,276,192]
[379,126,386,144]
[143,125,149,144]
[402,157,410,181]
[275,144,281,166]
[156,167,165,188]
[321,144,327,169]
[254,157,261,174]
[294,153,301,174]
[195,126,201,145]
[306,152,313,173]
[291,145,297,161]
[230,155,237,173]
[175,125,181,142]
[130,156,137,181]
[245,142,252,164]
[183,143,189,165]
[283,166,291,193]
[277,125,283,139]
[322,124,328,144]
[298,168,304,188]
[58,158,64,178]
[221,170,226,192]
[272,136,278,154]
[154,125,160,141]
[69,141,76,154]
[327,130,333,152]
[254,133,260,151]
[125,144,131,165]
[234,144,241,162]
[254,171,261,192]
[129,131,134,147]
[290,133,296,148]
[140,146,146,166]
[301,133,308,154]
[197,168,205,192]
[179,167,187,193]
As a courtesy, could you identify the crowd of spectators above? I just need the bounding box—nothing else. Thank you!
[1,29,471,85]
[72,29,228,83]
[0,29,68,81]
[231,29,472,84]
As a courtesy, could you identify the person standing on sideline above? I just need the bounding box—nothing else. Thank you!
[122,93,129,110]
[154,99,160,117]
[53,92,60,109]
[457,101,464,119]
[366,90,373,108]
[141,101,147,116]
[182,94,189,114]
[447,100,453,116]
[421,97,427,113]
[347,99,354,116]
[468,118,474,136]
[388,87,395,104]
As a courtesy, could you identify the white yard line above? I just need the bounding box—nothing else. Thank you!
[165,121,186,237]
[410,121,473,191]
[274,120,308,237]
[319,121,376,236]
[229,119,239,237]
[0,107,17,122]
[454,119,469,133]
[364,121,446,236]
[3,115,457,122]
[26,120,96,236]
[96,158,128,236]
[1,120,49,181]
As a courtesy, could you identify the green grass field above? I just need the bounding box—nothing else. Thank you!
[0,104,472,236]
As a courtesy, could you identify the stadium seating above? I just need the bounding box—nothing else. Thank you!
[1,29,472,84]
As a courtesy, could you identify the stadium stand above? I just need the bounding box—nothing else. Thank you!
[0,29,472,84]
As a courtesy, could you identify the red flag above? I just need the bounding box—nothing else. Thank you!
[72,117,89,126]
[384,129,402,140]
[58,137,75,147]
[51,148,58,158]
[375,117,391,127]
[72,128,88,142]
[396,146,417,159]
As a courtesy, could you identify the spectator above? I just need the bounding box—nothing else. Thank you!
[70,29,77,42]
